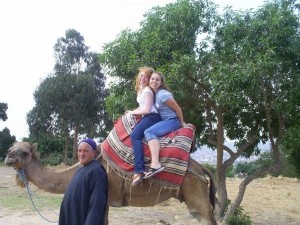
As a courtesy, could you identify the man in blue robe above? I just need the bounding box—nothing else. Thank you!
[59,138,108,225]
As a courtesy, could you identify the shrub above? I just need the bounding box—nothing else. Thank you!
[226,205,252,225]
[203,163,216,175]
[226,165,235,177]
[41,152,64,166]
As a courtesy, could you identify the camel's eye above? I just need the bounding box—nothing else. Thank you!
[21,151,28,158]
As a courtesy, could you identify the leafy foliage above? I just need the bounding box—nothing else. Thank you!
[23,136,69,165]
[203,163,216,175]
[226,165,235,178]
[99,0,300,221]
[226,205,252,225]
[235,152,274,176]
[0,128,16,159]
[235,151,299,178]
[54,29,89,75]
[282,125,300,176]
[41,152,65,166]
[27,29,110,163]
[24,136,65,155]
[0,103,8,121]
[100,0,213,131]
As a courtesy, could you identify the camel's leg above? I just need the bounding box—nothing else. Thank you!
[181,172,217,225]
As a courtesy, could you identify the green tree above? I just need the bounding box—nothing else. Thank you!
[54,29,88,75]
[99,0,300,222]
[0,103,16,159]
[282,125,300,175]
[23,135,66,166]
[100,0,214,128]
[0,128,16,159]
[27,29,108,164]
[206,1,300,220]
[0,103,8,121]
[236,151,299,178]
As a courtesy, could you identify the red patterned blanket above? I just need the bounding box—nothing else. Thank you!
[101,114,196,187]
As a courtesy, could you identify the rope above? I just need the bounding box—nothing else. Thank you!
[16,168,59,223]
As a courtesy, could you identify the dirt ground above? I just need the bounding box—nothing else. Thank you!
[0,166,299,225]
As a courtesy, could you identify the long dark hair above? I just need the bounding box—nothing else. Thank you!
[153,71,170,91]
[151,71,170,105]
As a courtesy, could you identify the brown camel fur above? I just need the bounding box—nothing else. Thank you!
[5,141,217,225]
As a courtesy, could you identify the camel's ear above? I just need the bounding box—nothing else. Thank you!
[31,143,38,152]
[30,143,40,160]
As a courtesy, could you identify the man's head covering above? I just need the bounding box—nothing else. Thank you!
[79,138,97,150]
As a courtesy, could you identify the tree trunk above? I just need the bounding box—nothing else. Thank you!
[222,97,285,223]
[63,122,69,165]
[72,126,79,164]
[223,158,282,223]
[215,108,228,221]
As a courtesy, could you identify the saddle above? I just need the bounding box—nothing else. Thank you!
[101,114,196,187]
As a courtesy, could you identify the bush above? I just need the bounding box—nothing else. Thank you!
[279,154,299,178]
[239,151,299,178]
[281,125,300,176]
[226,214,252,225]
[226,165,235,178]
[226,205,252,225]
[40,152,64,166]
[203,163,216,175]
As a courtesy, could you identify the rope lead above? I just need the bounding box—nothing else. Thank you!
[15,168,59,223]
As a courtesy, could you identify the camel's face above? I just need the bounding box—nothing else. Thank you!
[5,142,37,169]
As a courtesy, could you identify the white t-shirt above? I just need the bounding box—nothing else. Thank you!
[137,86,158,113]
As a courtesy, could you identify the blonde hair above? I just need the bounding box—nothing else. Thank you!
[134,66,154,92]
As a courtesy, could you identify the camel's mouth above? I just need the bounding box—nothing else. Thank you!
[4,157,16,166]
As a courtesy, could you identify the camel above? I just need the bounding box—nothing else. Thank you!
[5,141,217,225]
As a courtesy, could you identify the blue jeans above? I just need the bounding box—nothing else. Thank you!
[144,118,181,141]
[131,113,161,173]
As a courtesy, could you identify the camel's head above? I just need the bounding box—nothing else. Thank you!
[5,141,40,169]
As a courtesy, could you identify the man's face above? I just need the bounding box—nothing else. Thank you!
[77,142,95,165]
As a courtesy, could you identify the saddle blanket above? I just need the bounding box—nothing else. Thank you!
[101,114,196,187]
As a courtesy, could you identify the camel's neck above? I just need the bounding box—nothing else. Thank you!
[25,161,79,194]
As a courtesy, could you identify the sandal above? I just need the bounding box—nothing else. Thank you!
[144,167,164,179]
[132,173,144,186]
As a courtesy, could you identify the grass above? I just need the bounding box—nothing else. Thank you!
[0,165,63,215]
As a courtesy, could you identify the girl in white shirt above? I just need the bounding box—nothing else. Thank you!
[126,66,161,186]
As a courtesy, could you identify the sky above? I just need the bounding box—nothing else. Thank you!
[0,0,265,141]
